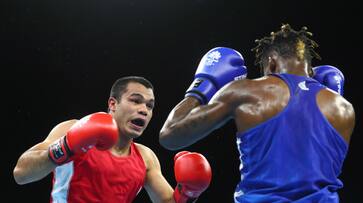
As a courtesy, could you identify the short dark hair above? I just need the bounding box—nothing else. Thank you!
[109,76,154,101]
[252,24,321,69]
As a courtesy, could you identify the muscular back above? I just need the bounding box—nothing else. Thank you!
[316,89,355,143]
[222,75,354,144]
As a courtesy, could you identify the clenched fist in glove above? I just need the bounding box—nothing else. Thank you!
[48,112,119,165]
[173,151,212,203]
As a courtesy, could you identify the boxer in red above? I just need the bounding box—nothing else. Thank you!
[13,76,212,203]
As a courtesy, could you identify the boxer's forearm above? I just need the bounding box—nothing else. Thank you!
[13,147,56,185]
[160,97,231,150]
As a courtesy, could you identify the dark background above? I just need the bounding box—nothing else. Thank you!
[3,0,362,202]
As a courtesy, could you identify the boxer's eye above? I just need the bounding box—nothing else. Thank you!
[146,102,154,110]
[130,98,142,104]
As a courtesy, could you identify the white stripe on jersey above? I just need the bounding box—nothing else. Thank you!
[51,161,74,203]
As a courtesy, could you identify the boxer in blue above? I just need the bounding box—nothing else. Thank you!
[159,24,355,202]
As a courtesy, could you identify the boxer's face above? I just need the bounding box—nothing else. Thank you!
[110,82,155,139]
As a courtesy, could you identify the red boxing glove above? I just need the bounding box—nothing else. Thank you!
[173,151,212,203]
[48,112,119,165]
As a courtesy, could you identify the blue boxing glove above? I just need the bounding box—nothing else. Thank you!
[312,65,345,95]
[185,47,247,104]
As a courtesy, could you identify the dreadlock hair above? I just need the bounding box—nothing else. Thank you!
[252,24,321,73]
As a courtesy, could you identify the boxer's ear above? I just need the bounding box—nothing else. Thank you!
[108,97,117,112]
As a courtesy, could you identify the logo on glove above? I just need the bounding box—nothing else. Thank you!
[205,51,221,66]
[50,142,65,159]
[333,75,342,95]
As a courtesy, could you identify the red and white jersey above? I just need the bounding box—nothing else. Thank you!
[50,142,146,203]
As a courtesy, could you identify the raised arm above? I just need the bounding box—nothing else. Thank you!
[159,96,234,150]
[13,112,118,185]
[13,120,76,184]
[159,47,247,150]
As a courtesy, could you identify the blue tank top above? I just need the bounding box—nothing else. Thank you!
[234,74,348,202]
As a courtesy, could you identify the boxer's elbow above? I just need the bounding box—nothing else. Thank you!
[159,128,181,151]
[13,167,28,185]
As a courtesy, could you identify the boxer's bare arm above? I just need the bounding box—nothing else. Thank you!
[13,120,76,184]
[137,144,175,203]
[160,81,242,150]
